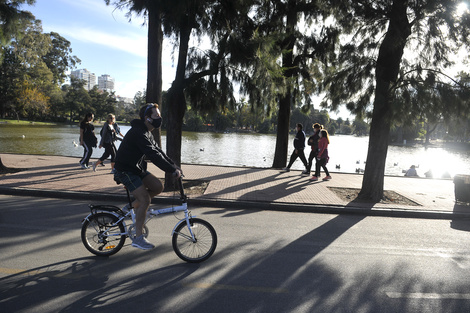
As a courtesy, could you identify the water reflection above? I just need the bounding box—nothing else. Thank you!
[0,124,468,177]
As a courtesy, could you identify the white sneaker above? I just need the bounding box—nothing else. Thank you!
[132,235,155,250]
[281,167,290,172]
[80,164,88,169]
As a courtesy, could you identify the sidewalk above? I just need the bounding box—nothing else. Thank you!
[0,153,468,219]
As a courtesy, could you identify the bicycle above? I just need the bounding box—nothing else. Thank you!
[81,176,217,263]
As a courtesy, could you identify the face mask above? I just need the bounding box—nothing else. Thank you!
[147,116,162,129]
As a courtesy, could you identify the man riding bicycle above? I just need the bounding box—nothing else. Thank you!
[114,103,182,250]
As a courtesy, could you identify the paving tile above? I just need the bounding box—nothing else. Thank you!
[0,153,463,214]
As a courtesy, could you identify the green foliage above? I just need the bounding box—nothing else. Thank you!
[0,17,84,120]
[62,77,91,121]
[0,0,35,47]
[352,117,369,136]
[89,86,116,120]
[43,32,80,85]
[323,0,470,124]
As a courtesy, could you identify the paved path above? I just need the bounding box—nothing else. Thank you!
[0,153,468,218]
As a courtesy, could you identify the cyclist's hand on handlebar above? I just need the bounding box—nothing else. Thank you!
[173,169,182,179]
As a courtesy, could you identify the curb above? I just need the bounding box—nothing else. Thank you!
[0,186,468,220]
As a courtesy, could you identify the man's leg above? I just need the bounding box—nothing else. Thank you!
[128,173,163,212]
[142,173,164,197]
[306,150,314,173]
[286,150,298,168]
[298,150,308,169]
[130,185,151,238]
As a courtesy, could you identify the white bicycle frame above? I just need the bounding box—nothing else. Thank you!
[83,202,197,242]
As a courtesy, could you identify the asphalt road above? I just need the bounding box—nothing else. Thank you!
[1,195,470,313]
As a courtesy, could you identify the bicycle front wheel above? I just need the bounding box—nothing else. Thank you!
[81,212,126,256]
[172,218,217,263]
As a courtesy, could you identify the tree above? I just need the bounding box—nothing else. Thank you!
[0,0,34,48]
[63,77,91,121]
[352,117,369,136]
[0,48,22,117]
[0,17,78,120]
[323,0,470,201]
[252,0,339,168]
[105,0,165,147]
[89,86,116,120]
[43,31,80,85]
[163,0,256,187]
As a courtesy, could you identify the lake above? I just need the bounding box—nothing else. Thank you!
[1,124,469,178]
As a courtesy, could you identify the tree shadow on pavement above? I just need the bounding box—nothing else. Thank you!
[182,213,470,313]
[0,255,199,313]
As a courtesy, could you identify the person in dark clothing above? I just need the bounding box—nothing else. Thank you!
[93,114,121,173]
[79,112,97,169]
[281,123,308,174]
[114,103,181,250]
[304,123,322,175]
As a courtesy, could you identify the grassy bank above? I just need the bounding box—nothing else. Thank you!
[0,119,58,126]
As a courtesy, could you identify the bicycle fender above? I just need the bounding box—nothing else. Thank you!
[81,211,124,225]
[82,213,94,224]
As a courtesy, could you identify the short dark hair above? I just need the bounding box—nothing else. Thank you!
[139,103,159,120]
[296,123,303,129]
[81,112,94,123]
[313,123,322,129]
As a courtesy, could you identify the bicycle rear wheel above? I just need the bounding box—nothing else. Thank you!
[172,218,217,263]
[81,212,126,256]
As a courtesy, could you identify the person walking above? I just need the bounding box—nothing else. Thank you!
[79,112,97,169]
[304,123,322,175]
[93,114,121,173]
[282,123,308,174]
[310,129,331,181]
[114,103,181,250]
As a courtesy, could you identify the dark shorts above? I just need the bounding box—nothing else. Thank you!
[114,170,151,192]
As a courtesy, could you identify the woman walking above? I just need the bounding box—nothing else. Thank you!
[310,129,331,181]
[304,123,322,175]
[79,112,97,169]
[93,114,120,173]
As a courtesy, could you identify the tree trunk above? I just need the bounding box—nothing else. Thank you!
[272,1,296,168]
[146,5,163,148]
[425,122,438,145]
[272,91,292,168]
[165,19,191,189]
[359,0,411,202]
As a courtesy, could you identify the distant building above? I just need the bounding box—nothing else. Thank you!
[70,69,97,91]
[98,74,115,93]
[116,96,133,108]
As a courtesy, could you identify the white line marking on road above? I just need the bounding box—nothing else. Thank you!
[386,292,470,300]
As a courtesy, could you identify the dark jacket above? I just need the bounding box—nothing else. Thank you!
[99,123,115,146]
[293,130,306,150]
[80,121,97,147]
[308,131,320,153]
[114,119,177,175]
